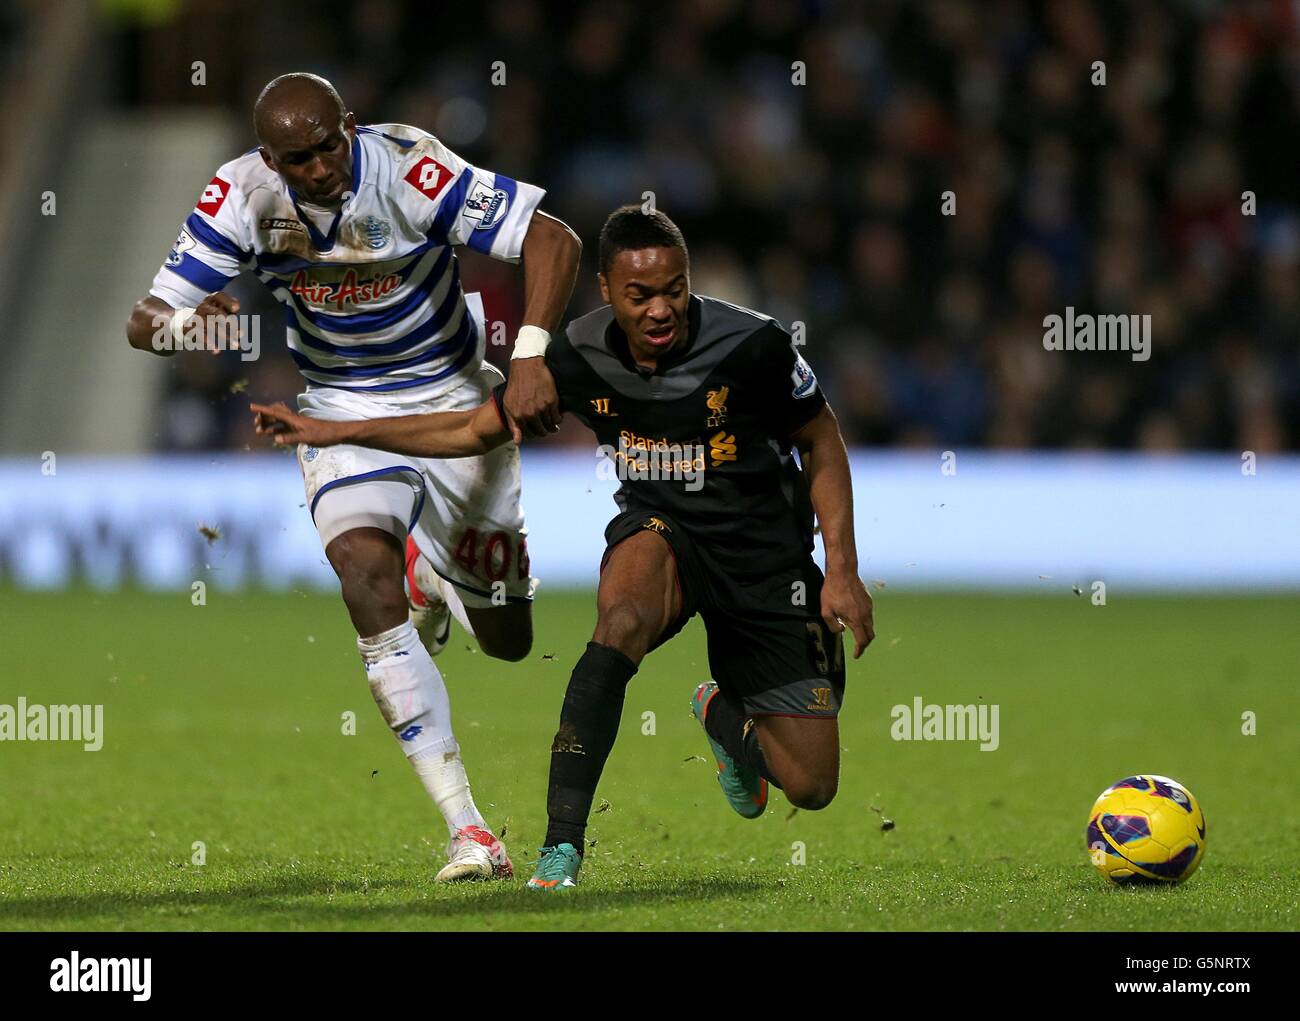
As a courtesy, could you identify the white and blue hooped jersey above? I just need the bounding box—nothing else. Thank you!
[149,123,545,399]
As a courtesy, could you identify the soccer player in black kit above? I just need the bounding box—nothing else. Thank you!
[253,206,875,892]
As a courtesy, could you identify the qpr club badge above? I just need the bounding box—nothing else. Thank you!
[361,215,393,250]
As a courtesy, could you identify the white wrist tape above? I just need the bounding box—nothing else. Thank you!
[170,306,197,346]
[510,325,551,360]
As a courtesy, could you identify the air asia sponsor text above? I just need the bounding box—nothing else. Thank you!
[290,269,403,309]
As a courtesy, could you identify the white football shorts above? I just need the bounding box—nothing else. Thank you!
[296,362,532,610]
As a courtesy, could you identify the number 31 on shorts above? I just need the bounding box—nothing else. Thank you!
[806,620,845,675]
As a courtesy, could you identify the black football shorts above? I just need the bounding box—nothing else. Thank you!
[602,509,846,718]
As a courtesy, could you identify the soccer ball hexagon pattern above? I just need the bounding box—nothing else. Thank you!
[1086,775,1207,886]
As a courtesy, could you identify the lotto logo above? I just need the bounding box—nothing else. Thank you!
[196,176,229,216]
[404,156,454,201]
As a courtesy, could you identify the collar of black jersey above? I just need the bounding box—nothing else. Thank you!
[603,294,703,377]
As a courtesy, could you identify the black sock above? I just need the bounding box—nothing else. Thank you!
[543,642,638,852]
[703,688,780,788]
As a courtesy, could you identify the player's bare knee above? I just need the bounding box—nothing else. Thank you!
[329,542,406,629]
[339,574,406,630]
[337,553,401,597]
[783,776,838,812]
[466,605,533,662]
[487,638,531,662]
[478,626,532,662]
[592,601,654,661]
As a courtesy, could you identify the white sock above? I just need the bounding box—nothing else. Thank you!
[357,620,485,838]
[412,737,486,837]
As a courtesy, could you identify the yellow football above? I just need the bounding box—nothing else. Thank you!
[1086,775,1206,885]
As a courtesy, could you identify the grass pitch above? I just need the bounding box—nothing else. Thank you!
[0,587,1295,931]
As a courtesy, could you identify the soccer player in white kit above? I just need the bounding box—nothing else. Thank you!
[126,73,581,882]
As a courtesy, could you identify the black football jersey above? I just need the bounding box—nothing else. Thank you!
[545,294,828,577]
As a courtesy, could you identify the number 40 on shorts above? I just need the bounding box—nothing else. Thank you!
[452,528,530,582]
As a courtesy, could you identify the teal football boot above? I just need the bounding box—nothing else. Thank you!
[691,682,767,819]
[526,843,582,892]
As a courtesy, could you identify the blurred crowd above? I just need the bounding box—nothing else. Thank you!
[112,0,1300,452]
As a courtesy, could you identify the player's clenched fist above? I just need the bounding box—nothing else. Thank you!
[186,293,242,355]
[196,291,240,319]
[502,357,561,442]
[820,568,875,659]
[251,402,349,447]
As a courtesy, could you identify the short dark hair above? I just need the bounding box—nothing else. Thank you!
[597,204,689,275]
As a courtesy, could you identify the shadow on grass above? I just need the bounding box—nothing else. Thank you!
[0,867,771,928]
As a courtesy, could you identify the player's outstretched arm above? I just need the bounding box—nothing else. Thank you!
[126,292,242,356]
[792,405,875,658]
[250,401,511,458]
